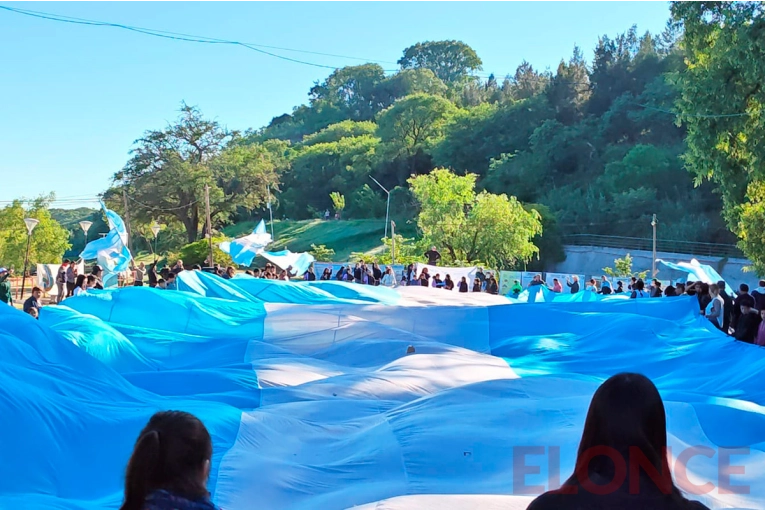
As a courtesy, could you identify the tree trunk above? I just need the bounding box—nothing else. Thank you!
[181,206,200,243]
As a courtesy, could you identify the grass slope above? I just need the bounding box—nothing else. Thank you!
[222,219,416,261]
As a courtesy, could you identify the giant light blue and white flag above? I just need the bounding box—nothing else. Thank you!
[79,203,132,283]
[657,258,734,295]
[261,250,315,276]
[219,219,272,267]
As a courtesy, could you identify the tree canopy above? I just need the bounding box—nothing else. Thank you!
[0,196,70,269]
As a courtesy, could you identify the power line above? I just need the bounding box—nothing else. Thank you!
[0,5,399,72]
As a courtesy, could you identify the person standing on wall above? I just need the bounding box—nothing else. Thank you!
[424,246,441,266]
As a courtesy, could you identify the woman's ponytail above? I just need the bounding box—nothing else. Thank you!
[120,430,161,510]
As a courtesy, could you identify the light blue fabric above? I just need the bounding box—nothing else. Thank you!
[1,285,764,509]
[219,220,272,267]
[658,258,735,295]
[260,250,315,276]
[80,203,132,285]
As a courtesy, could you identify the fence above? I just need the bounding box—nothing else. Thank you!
[562,235,744,259]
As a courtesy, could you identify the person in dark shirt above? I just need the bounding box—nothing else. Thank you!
[733,295,761,343]
[443,274,455,290]
[23,286,42,314]
[695,283,711,313]
[487,275,499,295]
[664,283,676,297]
[650,279,663,298]
[614,281,624,294]
[147,261,159,288]
[372,263,382,285]
[458,277,468,293]
[752,280,765,311]
[717,280,733,334]
[472,278,481,292]
[91,265,104,290]
[566,276,580,294]
[424,246,441,266]
[476,267,486,291]
[731,283,750,332]
[528,373,710,510]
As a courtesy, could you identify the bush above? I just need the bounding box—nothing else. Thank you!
[179,237,234,267]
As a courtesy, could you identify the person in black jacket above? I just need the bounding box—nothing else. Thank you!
[733,295,762,343]
[424,246,441,265]
[147,261,159,288]
[752,280,765,311]
[717,280,733,334]
[730,283,750,332]
[528,373,710,510]
[566,276,580,294]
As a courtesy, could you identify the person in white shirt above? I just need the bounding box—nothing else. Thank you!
[705,283,724,329]
[381,266,397,287]
[72,275,88,296]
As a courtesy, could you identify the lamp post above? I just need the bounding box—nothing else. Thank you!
[151,222,161,258]
[369,176,391,239]
[79,220,92,244]
[20,217,40,301]
[651,214,658,278]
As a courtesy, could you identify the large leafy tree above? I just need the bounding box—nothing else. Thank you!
[377,93,459,165]
[672,1,765,272]
[0,195,70,269]
[112,104,285,243]
[398,41,483,83]
[309,64,388,121]
[408,169,542,267]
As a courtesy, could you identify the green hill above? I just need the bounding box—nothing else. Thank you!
[222,219,417,261]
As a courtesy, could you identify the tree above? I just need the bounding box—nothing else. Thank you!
[309,64,388,121]
[309,244,335,262]
[603,253,649,280]
[408,169,542,267]
[0,196,70,270]
[112,104,285,243]
[672,2,765,271]
[377,93,459,170]
[302,121,377,146]
[398,41,483,83]
[329,192,345,216]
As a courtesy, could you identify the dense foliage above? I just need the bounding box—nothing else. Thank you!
[671,1,765,272]
[0,196,70,269]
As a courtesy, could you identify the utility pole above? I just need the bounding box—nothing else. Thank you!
[651,214,658,278]
[122,189,132,253]
[205,184,213,266]
[391,220,396,266]
[267,185,275,241]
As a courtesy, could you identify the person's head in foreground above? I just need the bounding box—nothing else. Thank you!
[27,307,38,319]
[529,373,709,510]
[121,411,217,510]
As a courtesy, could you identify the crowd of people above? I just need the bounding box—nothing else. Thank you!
[122,372,710,510]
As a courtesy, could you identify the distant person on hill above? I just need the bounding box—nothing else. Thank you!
[472,278,482,292]
[566,276,580,294]
[444,274,455,290]
[704,284,724,330]
[120,411,218,510]
[733,295,761,344]
[0,267,13,306]
[752,280,765,311]
[424,246,441,266]
[23,286,42,315]
[527,373,710,510]
[458,276,468,293]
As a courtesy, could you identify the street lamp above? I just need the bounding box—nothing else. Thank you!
[151,222,161,257]
[79,220,92,244]
[651,214,658,278]
[369,176,391,239]
[20,217,40,301]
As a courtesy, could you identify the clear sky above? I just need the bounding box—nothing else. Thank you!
[0,1,672,208]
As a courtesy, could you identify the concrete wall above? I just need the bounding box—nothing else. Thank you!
[550,245,758,288]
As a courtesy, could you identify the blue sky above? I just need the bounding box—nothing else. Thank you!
[0,2,672,208]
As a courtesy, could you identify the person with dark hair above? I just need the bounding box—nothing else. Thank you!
[147,261,159,288]
[663,282,676,297]
[458,276,468,293]
[120,411,217,510]
[614,281,624,294]
[372,263,382,285]
[134,262,146,286]
[472,278,482,293]
[66,261,77,297]
[599,276,612,295]
[91,265,104,290]
[303,266,316,281]
[650,279,663,298]
[675,280,686,296]
[165,273,177,291]
[628,276,637,291]
[444,274,455,291]
[731,283,750,332]
[630,280,649,299]
[73,274,88,296]
[696,283,711,314]
[56,259,69,304]
[487,275,499,295]
[733,295,762,344]
[23,287,42,314]
[528,373,710,510]
[717,280,733,333]
[431,273,443,288]
[752,280,765,311]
